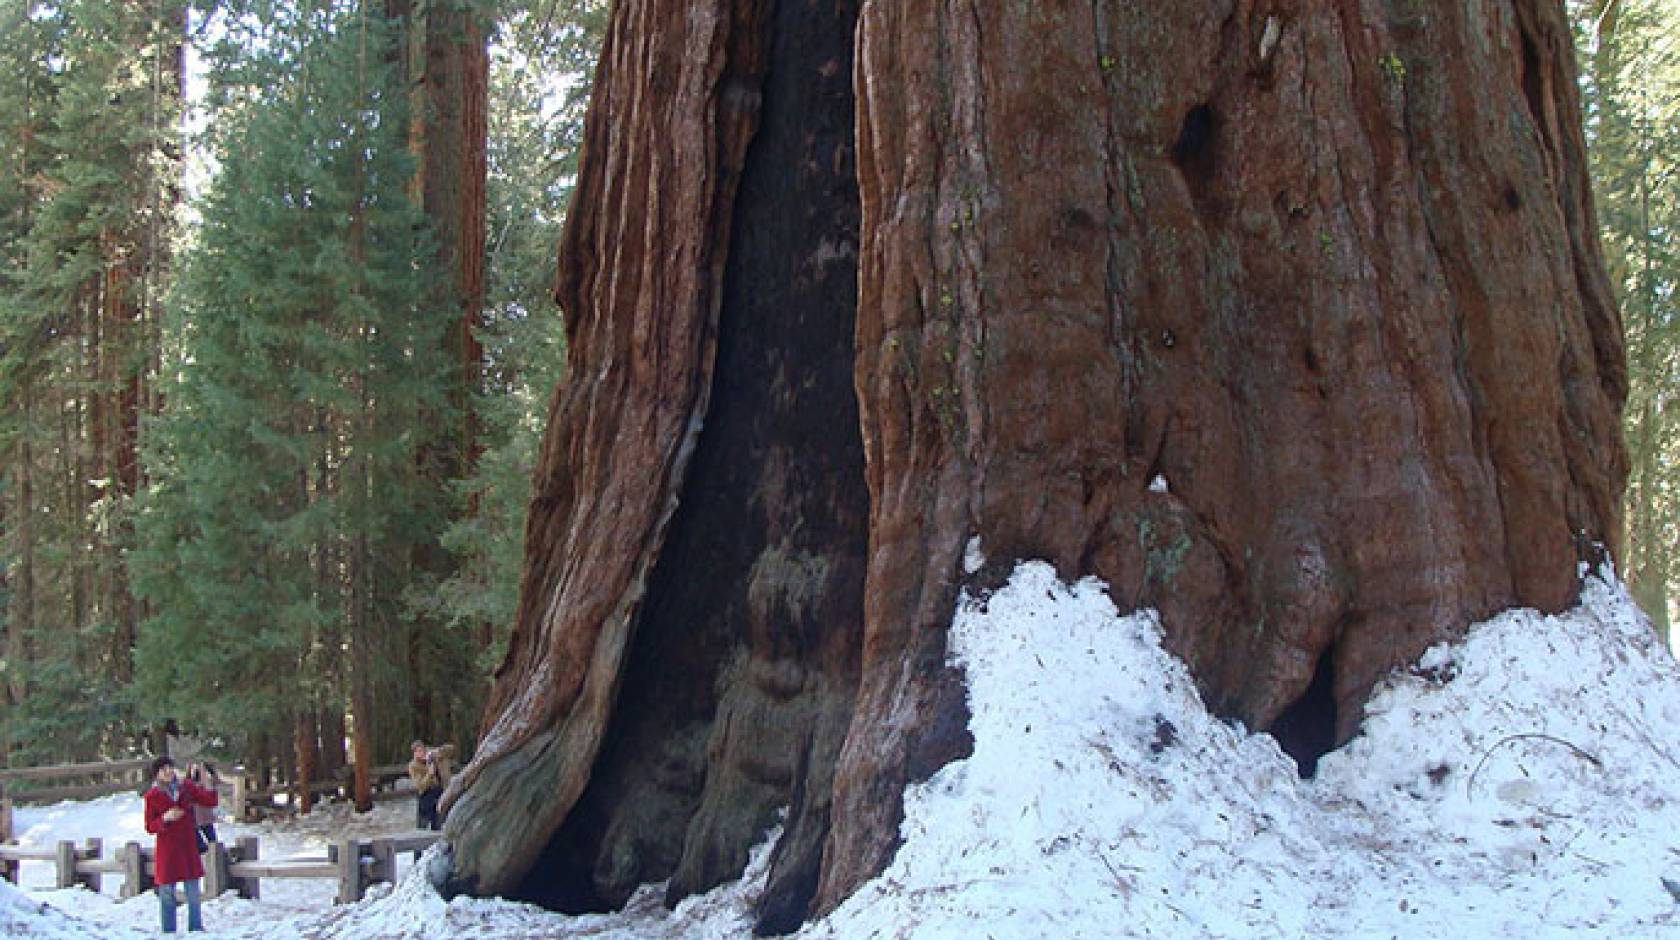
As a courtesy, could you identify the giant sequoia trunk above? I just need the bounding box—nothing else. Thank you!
[441,0,1626,932]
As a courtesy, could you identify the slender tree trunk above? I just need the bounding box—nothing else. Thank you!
[65,340,88,657]
[350,528,374,813]
[1629,144,1668,643]
[6,416,34,720]
[1626,395,1669,637]
[103,235,142,685]
[347,333,376,813]
[387,0,488,470]
[313,407,348,783]
[318,707,347,782]
[295,712,317,815]
[443,0,1627,932]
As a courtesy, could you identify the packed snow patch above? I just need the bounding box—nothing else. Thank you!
[1,879,149,940]
[805,561,1680,938]
[6,560,1680,938]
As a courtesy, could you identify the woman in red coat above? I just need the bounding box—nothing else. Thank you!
[144,755,218,933]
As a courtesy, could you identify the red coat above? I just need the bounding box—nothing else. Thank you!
[144,779,217,884]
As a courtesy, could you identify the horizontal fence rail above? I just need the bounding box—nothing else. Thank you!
[0,758,151,783]
[0,758,418,818]
[0,759,151,807]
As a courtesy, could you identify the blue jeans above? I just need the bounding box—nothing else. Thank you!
[157,879,202,933]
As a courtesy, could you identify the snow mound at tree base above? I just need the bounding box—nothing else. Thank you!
[809,561,1680,939]
[213,560,1680,939]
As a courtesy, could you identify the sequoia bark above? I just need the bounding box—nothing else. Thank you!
[442,0,1626,931]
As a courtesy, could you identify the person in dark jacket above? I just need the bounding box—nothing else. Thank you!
[408,740,455,831]
[185,762,221,852]
[143,755,218,933]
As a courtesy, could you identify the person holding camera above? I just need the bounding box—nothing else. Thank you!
[185,762,221,852]
[143,755,218,933]
[408,740,455,831]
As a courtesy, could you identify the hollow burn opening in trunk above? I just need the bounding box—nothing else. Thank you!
[1170,103,1219,198]
[1269,645,1338,778]
[509,0,868,929]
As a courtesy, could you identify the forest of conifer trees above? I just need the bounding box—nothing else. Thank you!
[0,0,603,793]
[0,0,1674,809]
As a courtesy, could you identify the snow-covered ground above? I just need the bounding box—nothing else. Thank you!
[6,791,425,938]
[6,560,1679,938]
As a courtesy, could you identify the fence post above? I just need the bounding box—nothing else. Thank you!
[54,840,76,889]
[203,840,229,898]
[334,837,362,905]
[120,842,141,898]
[0,790,12,885]
[231,774,247,822]
[369,837,396,889]
[235,836,259,900]
[78,838,102,892]
[120,841,153,898]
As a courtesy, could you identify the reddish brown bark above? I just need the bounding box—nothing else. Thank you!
[444,0,1625,931]
[295,714,318,816]
[818,0,1624,909]
[384,0,490,752]
[389,0,490,472]
[442,0,777,896]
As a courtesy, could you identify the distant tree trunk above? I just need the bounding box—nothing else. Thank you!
[1625,395,1670,639]
[318,707,347,782]
[384,0,490,744]
[295,713,317,815]
[384,0,487,486]
[349,528,374,814]
[442,0,1626,932]
[5,416,35,725]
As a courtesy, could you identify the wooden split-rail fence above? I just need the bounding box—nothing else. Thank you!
[0,758,152,806]
[0,756,441,905]
[0,830,443,904]
[0,758,416,822]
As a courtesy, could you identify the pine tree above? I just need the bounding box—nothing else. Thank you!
[0,0,182,763]
[132,1,452,788]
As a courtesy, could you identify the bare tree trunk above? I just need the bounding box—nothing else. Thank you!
[442,0,1626,932]
[295,713,317,816]
[103,238,141,686]
[387,0,489,466]
[5,414,35,723]
[318,707,347,782]
[1625,395,1669,639]
[349,526,374,814]
[383,0,490,746]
